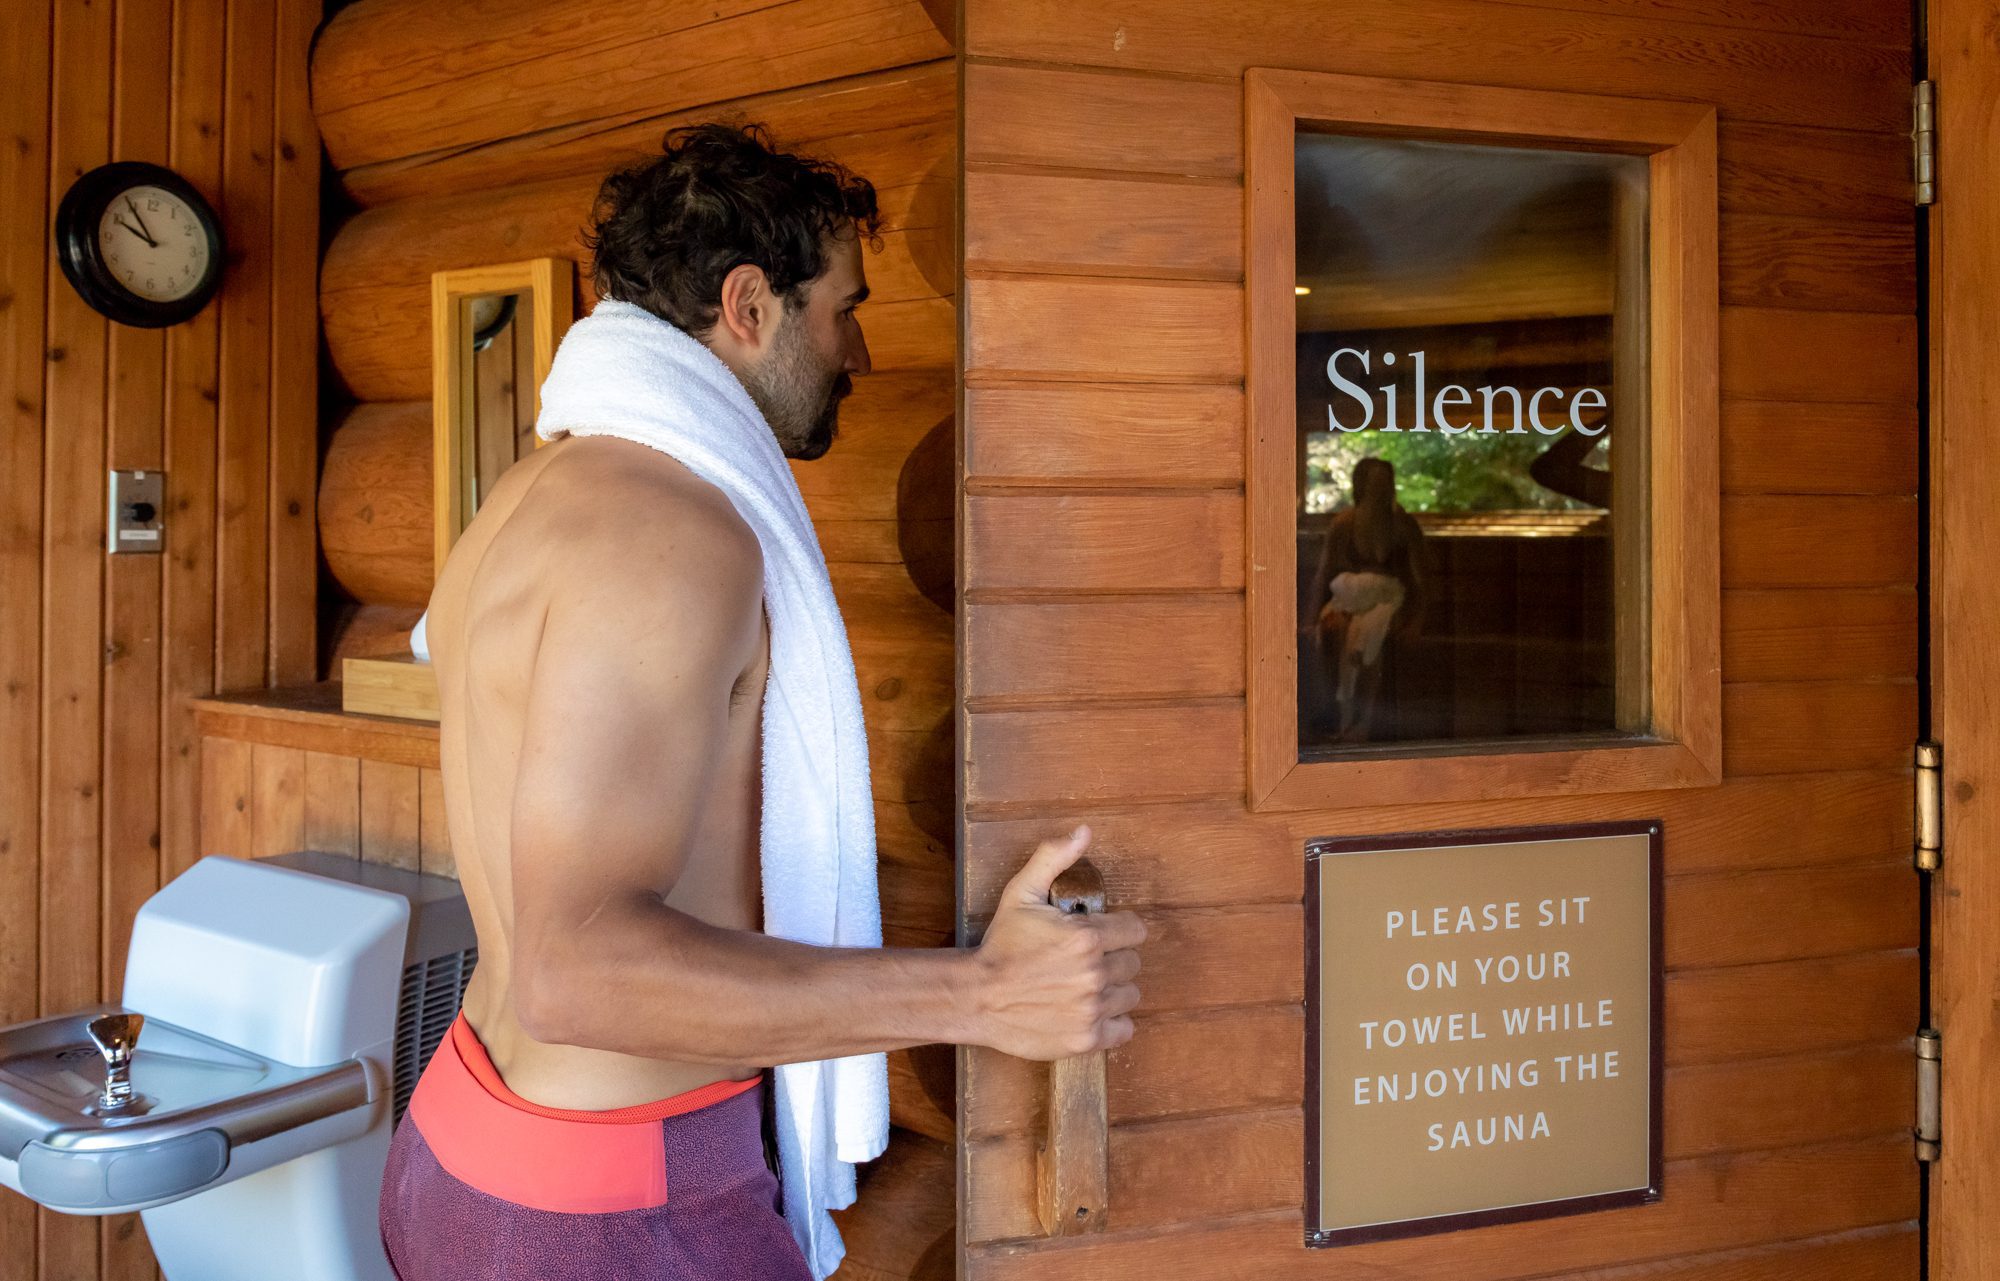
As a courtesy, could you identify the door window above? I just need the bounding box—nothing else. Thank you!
[1295,134,1650,754]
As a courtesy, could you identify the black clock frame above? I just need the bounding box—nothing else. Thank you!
[55,161,224,329]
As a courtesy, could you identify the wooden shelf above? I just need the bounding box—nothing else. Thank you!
[188,681,440,769]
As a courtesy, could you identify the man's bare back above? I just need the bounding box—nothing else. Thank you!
[425,432,771,1109]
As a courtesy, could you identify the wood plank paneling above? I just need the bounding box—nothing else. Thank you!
[359,757,422,871]
[1667,951,1916,1066]
[339,61,956,208]
[303,751,362,856]
[969,1132,1911,1260]
[1718,123,1921,223]
[962,769,1910,917]
[966,678,1912,807]
[964,1006,1305,1138]
[964,598,1243,702]
[1721,401,1917,495]
[964,495,1243,593]
[965,1053,1917,1238]
[104,0,172,997]
[1457,0,1907,45]
[971,65,1912,225]
[162,0,229,894]
[1720,681,1916,776]
[311,0,953,171]
[250,744,307,858]
[0,1,51,1267]
[1665,862,1915,967]
[966,65,1241,177]
[1932,1,2000,1273]
[3,0,318,1271]
[41,0,110,1272]
[966,1013,1905,1157]
[965,1,1905,132]
[1526,1228,1918,1281]
[966,703,1245,807]
[964,383,1243,486]
[216,0,276,693]
[201,738,255,863]
[1666,1045,1909,1160]
[967,277,1241,382]
[1718,216,1915,313]
[960,0,1917,1262]
[1721,496,1918,587]
[1720,309,1917,404]
[1722,589,1917,682]
[966,170,1241,281]
[270,0,321,686]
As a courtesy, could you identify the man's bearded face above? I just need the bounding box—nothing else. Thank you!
[744,303,850,461]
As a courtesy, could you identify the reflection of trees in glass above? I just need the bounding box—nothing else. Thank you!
[1306,428,1606,514]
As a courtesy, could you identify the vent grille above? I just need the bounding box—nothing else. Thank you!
[391,945,477,1125]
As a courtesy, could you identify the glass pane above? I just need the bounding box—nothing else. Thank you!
[459,290,538,513]
[1294,132,1650,756]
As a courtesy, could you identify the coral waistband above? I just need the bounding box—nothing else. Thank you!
[406,1012,764,1213]
[448,1013,761,1123]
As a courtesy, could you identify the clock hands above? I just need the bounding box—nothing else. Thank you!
[121,196,159,248]
[113,215,155,247]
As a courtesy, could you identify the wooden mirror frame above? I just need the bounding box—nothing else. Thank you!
[431,258,574,577]
[1244,68,1721,811]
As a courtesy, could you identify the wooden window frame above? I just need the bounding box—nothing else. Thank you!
[1245,68,1720,811]
[431,257,574,579]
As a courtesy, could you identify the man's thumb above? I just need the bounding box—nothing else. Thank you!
[1008,825,1091,906]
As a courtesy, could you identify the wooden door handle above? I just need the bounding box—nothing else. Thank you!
[1038,856,1109,1236]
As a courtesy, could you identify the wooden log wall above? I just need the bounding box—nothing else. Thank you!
[957,0,1919,1277]
[307,1,959,1275]
[0,0,320,1276]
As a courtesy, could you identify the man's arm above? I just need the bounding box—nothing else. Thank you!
[506,499,1144,1067]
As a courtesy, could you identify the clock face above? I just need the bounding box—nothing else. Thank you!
[55,161,224,328]
[96,185,212,304]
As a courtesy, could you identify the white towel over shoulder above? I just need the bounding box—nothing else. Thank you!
[414,297,888,1278]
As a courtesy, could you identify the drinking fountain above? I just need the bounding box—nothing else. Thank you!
[0,850,476,1280]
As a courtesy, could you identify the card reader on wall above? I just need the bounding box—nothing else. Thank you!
[0,851,475,1281]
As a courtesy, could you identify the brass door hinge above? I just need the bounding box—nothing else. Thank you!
[1917,1028,1941,1162]
[1916,741,1941,871]
[1913,80,1936,206]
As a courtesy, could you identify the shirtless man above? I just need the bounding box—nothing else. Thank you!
[376,124,1145,1280]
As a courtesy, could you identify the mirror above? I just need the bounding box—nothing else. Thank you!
[431,258,574,576]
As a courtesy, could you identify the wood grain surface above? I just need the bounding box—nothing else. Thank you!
[958,0,1918,1274]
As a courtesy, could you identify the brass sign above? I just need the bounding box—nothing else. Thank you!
[1306,821,1662,1245]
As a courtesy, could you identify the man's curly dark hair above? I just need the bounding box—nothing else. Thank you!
[583,122,882,337]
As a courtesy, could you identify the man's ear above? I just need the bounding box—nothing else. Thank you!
[716,262,780,353]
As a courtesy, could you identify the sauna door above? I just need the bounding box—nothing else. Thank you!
[957,2,1923,1278]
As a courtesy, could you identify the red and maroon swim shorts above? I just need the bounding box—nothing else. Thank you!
[378,1012,812,1280]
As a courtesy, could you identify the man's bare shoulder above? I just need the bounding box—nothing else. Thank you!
[506,436,764,615]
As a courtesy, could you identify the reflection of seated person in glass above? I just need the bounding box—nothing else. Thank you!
[1302,457,1427,743]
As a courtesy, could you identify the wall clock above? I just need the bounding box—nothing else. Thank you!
[55,161,224,328]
